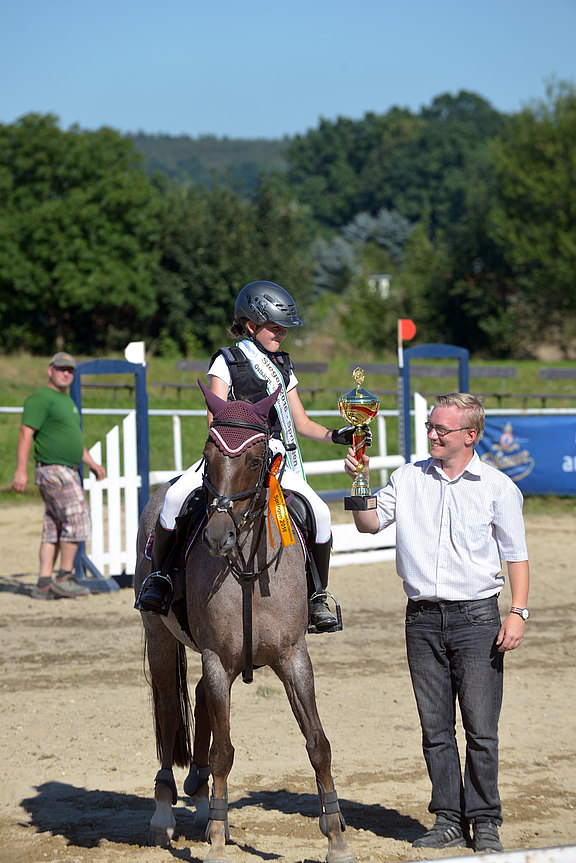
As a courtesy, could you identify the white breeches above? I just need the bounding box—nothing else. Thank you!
[159,439,331,544]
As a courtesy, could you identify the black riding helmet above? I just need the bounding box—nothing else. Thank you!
[234,281,304,328]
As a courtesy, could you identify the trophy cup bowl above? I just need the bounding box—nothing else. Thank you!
[338,368,380,510]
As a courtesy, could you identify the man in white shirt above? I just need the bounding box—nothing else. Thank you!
[345,393,530,853]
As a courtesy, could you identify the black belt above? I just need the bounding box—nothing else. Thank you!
[408,596,499,610]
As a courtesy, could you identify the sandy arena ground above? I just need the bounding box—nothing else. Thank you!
[0,501,575,863]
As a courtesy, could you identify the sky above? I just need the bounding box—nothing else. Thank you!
[2,0,575,140]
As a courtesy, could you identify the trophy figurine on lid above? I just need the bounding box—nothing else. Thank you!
[338,367,380,510]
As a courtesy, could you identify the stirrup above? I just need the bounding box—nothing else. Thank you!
[134,571,174,616]
[307,590,343,635]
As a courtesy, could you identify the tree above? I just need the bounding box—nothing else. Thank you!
[0,114,162,353]
[487,82,576,354]
[153,176,315,354]
[283,94,506,237]
[282,116,366,229]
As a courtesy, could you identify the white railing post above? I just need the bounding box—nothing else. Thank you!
[413,393,429,461]
[123,412,139,574]
[106,424,122,575]
[86,441,105,573]
[377,414,389,487]
[172,414,183,473]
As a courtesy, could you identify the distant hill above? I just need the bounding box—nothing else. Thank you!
[130,132,290,188]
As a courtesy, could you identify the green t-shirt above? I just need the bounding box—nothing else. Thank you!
[22,386,84,467]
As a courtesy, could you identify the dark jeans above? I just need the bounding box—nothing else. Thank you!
[405,595,503,826]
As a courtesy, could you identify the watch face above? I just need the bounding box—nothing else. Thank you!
[521,608,530,620]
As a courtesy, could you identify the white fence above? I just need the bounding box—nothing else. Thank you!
[82,411,140,577]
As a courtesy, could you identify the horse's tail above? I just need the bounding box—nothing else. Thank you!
[145,634,193,768]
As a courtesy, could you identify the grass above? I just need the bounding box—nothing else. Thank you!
[1,349,576,512]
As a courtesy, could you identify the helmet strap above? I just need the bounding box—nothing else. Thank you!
[251,334,277,358]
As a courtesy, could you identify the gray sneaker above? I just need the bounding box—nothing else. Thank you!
[51,569,90,598]
[413,819,467,848]
[30,579,60,600]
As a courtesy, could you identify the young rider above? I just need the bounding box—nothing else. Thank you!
[136,280,367,630]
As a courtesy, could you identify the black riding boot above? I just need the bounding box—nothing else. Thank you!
[308,537,338,631]
[134,522,175,615]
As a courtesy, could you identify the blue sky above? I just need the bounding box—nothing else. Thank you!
[2,0,575,139]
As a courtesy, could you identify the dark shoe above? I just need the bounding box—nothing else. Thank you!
[135,522,176,615]
[51,569,90,598]
[134,572,173,615]
[308,537,339,632]
[30,578,59,600]
[308,596,338,631]
[473,821,503,853]
[412,819,467,849]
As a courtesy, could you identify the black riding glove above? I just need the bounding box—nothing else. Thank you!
[331,425,372,447]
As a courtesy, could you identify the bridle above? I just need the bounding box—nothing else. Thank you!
[202,418,283,579]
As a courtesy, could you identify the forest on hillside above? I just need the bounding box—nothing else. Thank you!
[129,133,288,188]
[1,83,575,360]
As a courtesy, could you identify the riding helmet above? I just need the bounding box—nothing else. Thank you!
[234,281,303,328]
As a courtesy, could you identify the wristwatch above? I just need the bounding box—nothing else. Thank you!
[510,606,530,620]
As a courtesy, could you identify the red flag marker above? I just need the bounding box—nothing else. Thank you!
[399,319,416,341]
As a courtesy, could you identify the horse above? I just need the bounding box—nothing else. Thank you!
[134,381,355,863]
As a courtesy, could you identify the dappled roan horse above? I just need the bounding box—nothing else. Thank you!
[134,381,355,862]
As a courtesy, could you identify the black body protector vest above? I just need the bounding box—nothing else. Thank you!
[211,345,294,439]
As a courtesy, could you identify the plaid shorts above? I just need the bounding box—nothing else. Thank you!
[35,463,91,544]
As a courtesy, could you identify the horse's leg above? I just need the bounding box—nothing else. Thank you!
[183,675,211,830]
[273,642,356,863]
[144,615,192,847]
[202,649,235,862]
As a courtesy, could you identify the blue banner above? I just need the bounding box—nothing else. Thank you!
[476,416,576,495]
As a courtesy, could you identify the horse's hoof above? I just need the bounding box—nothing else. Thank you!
[148,826,173,847]
[326,852,356,863]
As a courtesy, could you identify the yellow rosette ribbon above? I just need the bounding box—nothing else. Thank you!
[267,456,295,548]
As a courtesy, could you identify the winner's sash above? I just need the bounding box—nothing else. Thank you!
[238,340,306,479]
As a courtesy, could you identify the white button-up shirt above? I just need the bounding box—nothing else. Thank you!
[375,452,528,601]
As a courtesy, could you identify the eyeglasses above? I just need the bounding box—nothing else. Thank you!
[54,367,75,374]
[425,422,471,438]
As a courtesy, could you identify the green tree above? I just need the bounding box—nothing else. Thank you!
[283,93,506,236]
[487,82,576,354]
[154,176,314,354]
[0,114,161,353]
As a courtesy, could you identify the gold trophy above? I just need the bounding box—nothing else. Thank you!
[338,367,380,510]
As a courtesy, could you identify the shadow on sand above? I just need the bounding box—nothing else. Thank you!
[21,781,423,858]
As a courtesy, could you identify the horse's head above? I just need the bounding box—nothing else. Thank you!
[198,380,280,557]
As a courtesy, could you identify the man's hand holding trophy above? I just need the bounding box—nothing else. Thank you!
[338,367,380,510]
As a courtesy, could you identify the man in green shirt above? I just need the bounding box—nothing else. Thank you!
[12,352,106,599]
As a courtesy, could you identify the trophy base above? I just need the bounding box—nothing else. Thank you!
[344,495,377,511]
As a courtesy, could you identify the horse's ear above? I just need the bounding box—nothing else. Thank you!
[252,386,282,425]
[197,379,228,416]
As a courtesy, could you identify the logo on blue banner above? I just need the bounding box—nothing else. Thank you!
[477,416,576,495]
